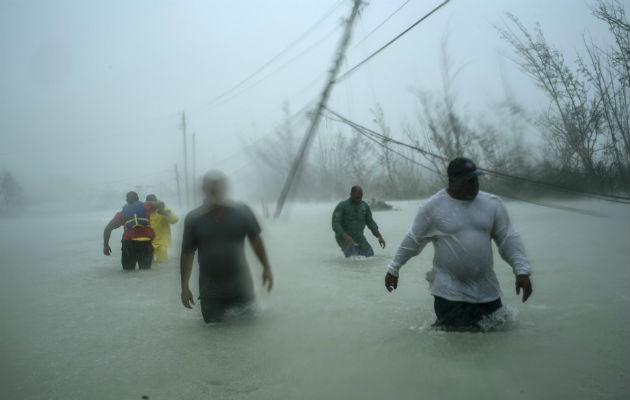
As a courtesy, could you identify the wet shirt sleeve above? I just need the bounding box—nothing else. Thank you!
[331,202,344,234]
[181,213,198,253]
[365,205,379,235]
[387,206,432,276]
[491,201,531,276]
[242,206,262,238]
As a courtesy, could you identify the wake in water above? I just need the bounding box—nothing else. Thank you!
[476,304,519,332]
[409,304,520,333]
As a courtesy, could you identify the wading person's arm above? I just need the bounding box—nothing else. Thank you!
[180,252,195,308]
[375,230,386,248]
[366,207,385,248]
[515,275,532,302]
[180,214,198,308]
[385,207,431,292]
[491,201,533,302]
[103,214,122,255]
[249,235,273,292]
[242,205,273,291]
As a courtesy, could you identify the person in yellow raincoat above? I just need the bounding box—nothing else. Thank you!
[146,194,179,262]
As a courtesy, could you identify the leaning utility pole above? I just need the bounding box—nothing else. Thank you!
[274,0,363,218]
[180,112,190,209]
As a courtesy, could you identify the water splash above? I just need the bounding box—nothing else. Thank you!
[476,304,519,332]
[408,304,520,333]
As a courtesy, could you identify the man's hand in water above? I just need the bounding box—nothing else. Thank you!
[385,272,398,292]
[181,287,195,309]
[103,244,111,256]
[342,232,355,246]
[262,267,273,292]
[378,236,386,249]
[516,274,532,302]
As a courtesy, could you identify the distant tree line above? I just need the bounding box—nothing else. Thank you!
[248,0,629,202]
[247,102,433,202]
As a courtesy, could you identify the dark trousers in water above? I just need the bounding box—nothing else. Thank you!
[433,296,502,331]
[200,296,253,323]
[343,243,374,258]
[121,240,153,270]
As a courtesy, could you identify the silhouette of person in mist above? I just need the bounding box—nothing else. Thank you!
[179,171,273,322]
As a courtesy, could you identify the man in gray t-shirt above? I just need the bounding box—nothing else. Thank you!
[180,171,273,323]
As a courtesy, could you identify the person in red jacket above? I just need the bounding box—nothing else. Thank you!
[103,191,164,270]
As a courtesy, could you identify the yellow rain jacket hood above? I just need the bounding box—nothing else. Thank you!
[150,206,179,247]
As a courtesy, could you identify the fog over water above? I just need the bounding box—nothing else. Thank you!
[1,0,629,399]
[0,0,618,192]
[1,199,628,399]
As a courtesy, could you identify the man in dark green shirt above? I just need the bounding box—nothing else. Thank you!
[332,185,386,257]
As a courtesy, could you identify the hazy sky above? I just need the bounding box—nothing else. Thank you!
[0,0,617,195]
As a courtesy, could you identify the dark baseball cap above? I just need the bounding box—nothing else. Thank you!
[447,157,483,181]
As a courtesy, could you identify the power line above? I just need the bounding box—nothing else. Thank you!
[233,0,417,116]
[211,100,314,167]
[268,1,414,122]
[209,25,342,109]
[325,107,445,159]
[324,113,615,216]
[201,0,416,118]
[351,0,412,50]
[336,0,452,83]
[324,107,630,204]
[325,114,441,175]
[206,0,345,108]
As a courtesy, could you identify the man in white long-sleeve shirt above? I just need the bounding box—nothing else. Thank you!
[385,157,532,331]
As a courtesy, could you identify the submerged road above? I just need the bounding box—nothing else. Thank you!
[1,199,628,399]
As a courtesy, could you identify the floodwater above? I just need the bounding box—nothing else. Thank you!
[1,198,628,399]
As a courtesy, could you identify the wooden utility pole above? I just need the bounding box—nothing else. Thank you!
[274,0,363,218]
[174,163,182,208]
[181,112,190,209]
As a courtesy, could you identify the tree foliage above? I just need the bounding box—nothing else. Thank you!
[248,1,629,203]
[497,0,629,193]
